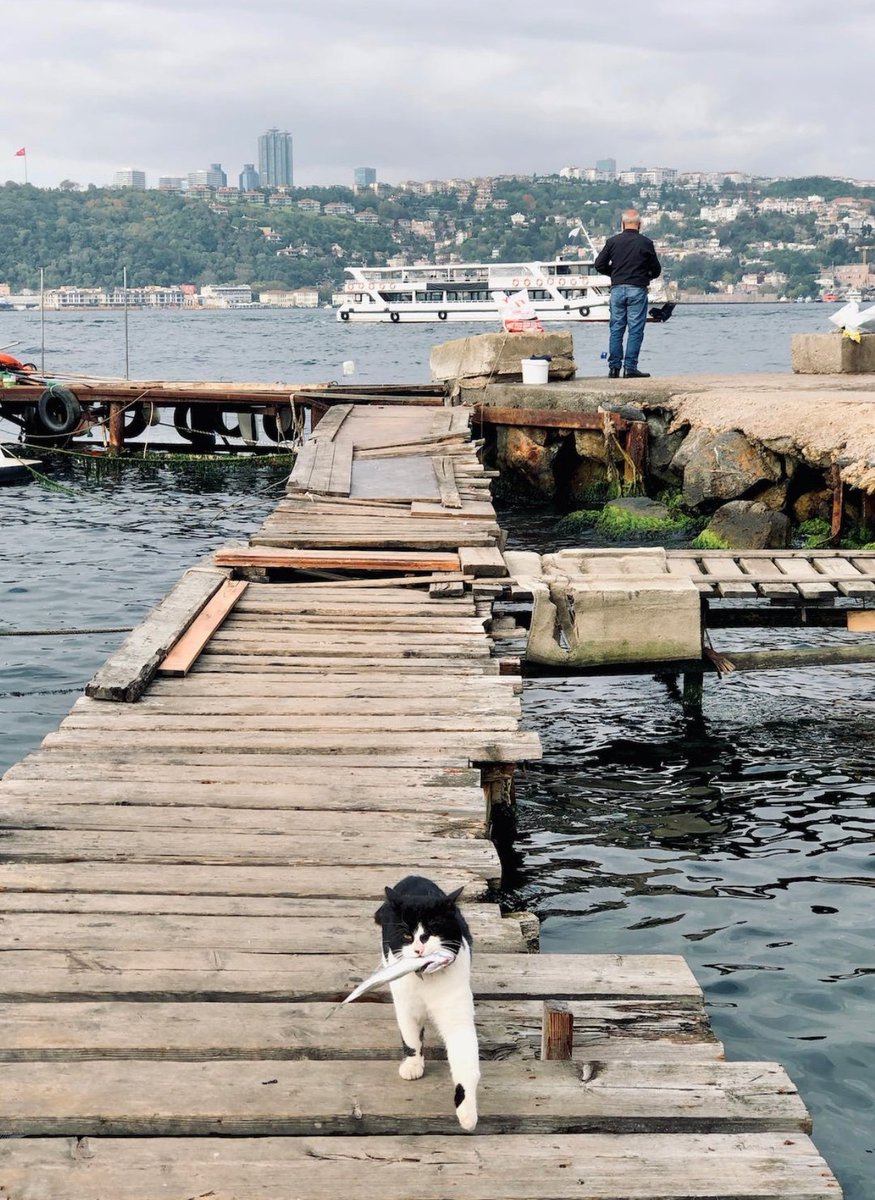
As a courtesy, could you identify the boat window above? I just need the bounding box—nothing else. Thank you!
[424,291,444,303]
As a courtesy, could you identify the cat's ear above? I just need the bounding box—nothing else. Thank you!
[444,886,464,906]
[384,886,400,905]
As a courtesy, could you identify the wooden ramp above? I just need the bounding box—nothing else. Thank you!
[0,401,841,1198]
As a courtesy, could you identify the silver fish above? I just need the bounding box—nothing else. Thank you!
[342,952,455,1005]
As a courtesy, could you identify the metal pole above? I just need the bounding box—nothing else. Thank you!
[39,267,45,374]
[123,267,130,379]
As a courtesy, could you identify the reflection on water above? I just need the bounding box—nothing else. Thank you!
[500,584,875,1199]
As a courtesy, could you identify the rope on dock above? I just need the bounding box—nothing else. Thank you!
[0,626,134,638]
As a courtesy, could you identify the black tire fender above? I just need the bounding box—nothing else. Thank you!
[437,310,448,320]
[36,385,81,435]
[390,311,400,323]
[121,403,148,439]
[173,403,216,448]
[340,310,350,321]
[578,306,590,317]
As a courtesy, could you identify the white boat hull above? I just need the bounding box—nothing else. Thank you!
[337,301,611,325]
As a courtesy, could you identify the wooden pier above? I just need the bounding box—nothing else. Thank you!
[0,400,843,1197]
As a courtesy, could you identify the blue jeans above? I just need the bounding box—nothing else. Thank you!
[608,285,648,371]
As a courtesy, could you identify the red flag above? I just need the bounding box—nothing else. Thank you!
[14,147,25,157]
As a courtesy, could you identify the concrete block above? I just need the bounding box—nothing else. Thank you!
[791,331,875,374]
[527,575,701,667]
[430,331,575,385]
[545,548,669,578]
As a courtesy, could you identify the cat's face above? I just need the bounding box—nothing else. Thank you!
[377,892,466,962]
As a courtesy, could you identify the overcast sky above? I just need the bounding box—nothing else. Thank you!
[4,0,874,189]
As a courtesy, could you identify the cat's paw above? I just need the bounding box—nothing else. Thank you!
[399,1056,424,1081]
[454,1083,478,1131]
[456,1100,478,1131]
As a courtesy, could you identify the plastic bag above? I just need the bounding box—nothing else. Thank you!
[494,289,544,333]
[828,300,875,338]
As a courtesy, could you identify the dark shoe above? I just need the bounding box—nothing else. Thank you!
[608,367,620,378]
[623,368,650,378]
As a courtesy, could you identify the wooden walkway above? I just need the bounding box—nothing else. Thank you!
[0,403,842,1197]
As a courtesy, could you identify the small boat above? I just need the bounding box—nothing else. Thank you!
[0,443,40,485]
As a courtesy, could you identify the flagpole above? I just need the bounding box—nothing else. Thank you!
[23,153,27,185]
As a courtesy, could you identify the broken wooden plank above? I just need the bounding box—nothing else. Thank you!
[432,454,462,508]
[213,548,461,572]
[157,579,248,677]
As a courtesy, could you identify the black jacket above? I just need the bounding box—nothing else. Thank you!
[593,229,661,289]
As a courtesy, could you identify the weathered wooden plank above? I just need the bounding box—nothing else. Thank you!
[39,729,542,762]
[0,910,525,954]
[213,547,461,571]
[736,556,802,600]
[814,555,875,596]
[459,546,509,578]
[0,1133,839,1199]
[0,951,702,1002]
[157,578,248,676]
[0,803,484,836]
[85,566,230,702]
[696,557,758,599]
[0,1058,809,1136]
[286,437,318,490]
[0,862,490,899]
[73,691,518,715]
[0,997,718,1062]
[145,675,521,697]
[308,403,353,442]
[57,713,521,735]
[0,827,503,870]
[432,454,462,508]
[4,755,483,780]
[773,557,841,600]
[187,655,500,674]
[351,455,442,501]
[0,779,487,811]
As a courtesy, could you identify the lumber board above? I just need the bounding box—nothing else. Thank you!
[57,713,521,734]
[0,952,702,1002]
[0,827,504,870]
[250,530,494,548]
[0,803,484,837]
[0,778,488,811]
[39,728,543,761]
[214,547,461,571]
[156,578,248,676]
[459,546,509,578]
[0,1133,840,1199]
[0,862,491,899]
[432,454,462,508]
[812,555,875,596]
[85,566,230,702]
[0,1058,808,1137]
[4,756,485,781]
[0,910,526,954]
[287,437,318,489]
[309,403,353,441]
[144,675,521,696]
[351,455,441,500]
[187,654,501,674]
[0,997,718,1062]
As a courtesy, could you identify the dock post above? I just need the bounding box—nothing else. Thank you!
[682,670,704,716]
[108,402,125,455]
[830,464,844,542]
[541,999,574,1060]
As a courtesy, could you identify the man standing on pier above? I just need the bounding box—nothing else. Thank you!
[594,210,662,378]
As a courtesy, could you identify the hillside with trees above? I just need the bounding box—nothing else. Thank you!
[0,174,870,300]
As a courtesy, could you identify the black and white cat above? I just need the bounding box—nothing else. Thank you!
[375,875,480,1131]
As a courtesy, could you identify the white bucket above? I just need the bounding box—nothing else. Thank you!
[521,357,549,385]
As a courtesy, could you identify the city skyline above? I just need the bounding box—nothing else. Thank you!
[2,1,874,189]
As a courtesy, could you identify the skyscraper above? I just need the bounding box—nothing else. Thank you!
[258,129,294,188]
[595,158,617,177]
[239,163,260,191]
[354,167,377,188]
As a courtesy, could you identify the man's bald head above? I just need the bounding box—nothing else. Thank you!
[621,209,641,229]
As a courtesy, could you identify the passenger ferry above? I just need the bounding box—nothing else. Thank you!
[335,254,614,324]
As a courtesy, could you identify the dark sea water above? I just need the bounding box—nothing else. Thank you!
[0,304,872,1197]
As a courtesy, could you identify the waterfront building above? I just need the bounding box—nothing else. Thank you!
[44,286,107,308]
[258,128,294,188]
[199,284,253,308]
[114,169,146,190]
[239,163,260,191]
[259,288,319,308]
[354,167,376,188]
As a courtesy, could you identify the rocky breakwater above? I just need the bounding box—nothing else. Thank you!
[431,333,875,550]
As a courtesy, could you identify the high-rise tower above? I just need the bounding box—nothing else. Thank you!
[258,129,294,188]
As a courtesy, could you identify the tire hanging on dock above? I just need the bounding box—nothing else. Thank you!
[120,403,149,439]
[173,404,217,451]
[390,312,400,323]
[34,385,82,436]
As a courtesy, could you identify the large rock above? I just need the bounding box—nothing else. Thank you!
[430,331,575,386]
[496,425,558,497]
[673,428,782,510]
[792,331,875,374]
[703,501,791,549]
[647,413,687,485]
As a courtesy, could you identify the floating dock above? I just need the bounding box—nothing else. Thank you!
[0,399,843,1197]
